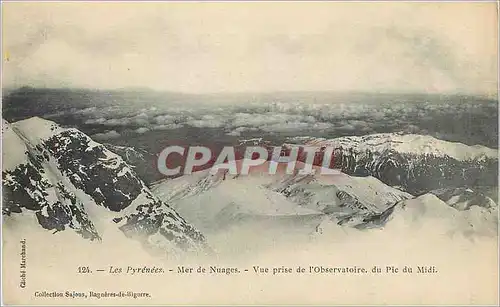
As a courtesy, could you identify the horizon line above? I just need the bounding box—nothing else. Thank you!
[2,85,498,99]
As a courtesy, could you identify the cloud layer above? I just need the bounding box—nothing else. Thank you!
[63,96,497,149]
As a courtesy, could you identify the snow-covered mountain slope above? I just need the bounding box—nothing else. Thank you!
[293,133,497,161]
[154,170,321,232]
[429,187,497,211]
[266,171,412,213]
[2,119,30,171]
[151,154,497,254]
[352,194,498,236]
[151,161,413,235]
[2,120,100,240]
[2,117,208,256]
[317,191,497,239]
[285,132,498,194]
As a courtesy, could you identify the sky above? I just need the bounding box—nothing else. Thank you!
[2,2,498,96]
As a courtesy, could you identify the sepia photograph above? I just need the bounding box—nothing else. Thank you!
[1,1,498,305]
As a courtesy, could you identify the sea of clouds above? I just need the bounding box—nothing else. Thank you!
[41,97,497,149]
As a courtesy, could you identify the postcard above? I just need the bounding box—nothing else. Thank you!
[2,1,498,305]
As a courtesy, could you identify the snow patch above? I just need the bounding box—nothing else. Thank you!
[301,133,498,161]
[2,120,30,171]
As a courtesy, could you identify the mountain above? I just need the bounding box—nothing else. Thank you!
[151,136,497,253]
[429,186,497,211]
[101,143,158,183]
[2,119,100,241]
[316,193,498,239]
[264,169,413,229]
[102,143,151,167]
[2,117,208,256]
[285,132,498,195]
[152,167,322,233]
[151,160,414,254]
[4,118,497,257]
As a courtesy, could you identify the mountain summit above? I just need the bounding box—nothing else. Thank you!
[2,117,208,256]
[285,133,498,194]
